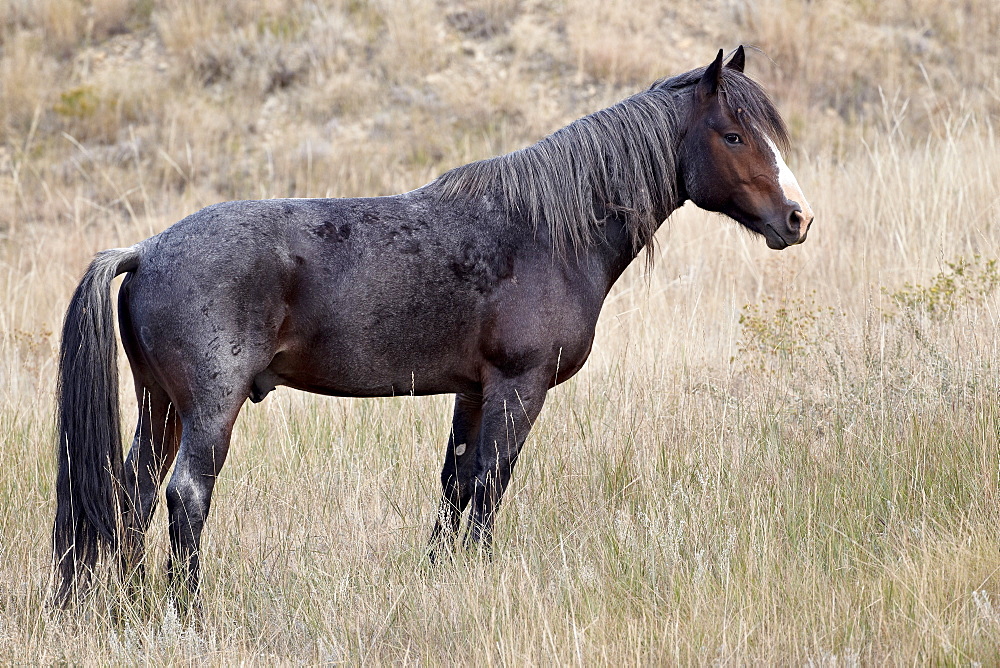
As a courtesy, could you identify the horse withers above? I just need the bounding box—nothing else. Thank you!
[52,47,813,604]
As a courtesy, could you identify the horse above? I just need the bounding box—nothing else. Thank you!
[52,46,814,604]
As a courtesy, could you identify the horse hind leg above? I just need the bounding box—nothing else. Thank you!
[118,284,182,586]
[121,381,181,583]
[165,394,244,605]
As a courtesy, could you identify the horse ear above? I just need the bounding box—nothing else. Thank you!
[726,45,745,73]
[696,49,725,101]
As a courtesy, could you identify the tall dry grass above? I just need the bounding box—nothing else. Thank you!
[2,0,1000,663]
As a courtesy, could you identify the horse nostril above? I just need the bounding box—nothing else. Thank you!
[787,208,803,231]
[786,207,814,242]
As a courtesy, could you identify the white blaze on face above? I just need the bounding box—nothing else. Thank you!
[765,136,814,227]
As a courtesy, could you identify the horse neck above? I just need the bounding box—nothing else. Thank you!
[586,134,690,293]
[578,95,693,293]
[582,194,683,297]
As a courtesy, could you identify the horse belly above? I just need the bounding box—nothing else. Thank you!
[270,280,485,398]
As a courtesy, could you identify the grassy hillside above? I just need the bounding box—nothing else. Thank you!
[2,0,1000,663]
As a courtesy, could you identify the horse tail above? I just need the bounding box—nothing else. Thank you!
[52,246,140,604]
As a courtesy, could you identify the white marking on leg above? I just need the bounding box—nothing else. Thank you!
[455,442,467,456]
[765,136,814,223]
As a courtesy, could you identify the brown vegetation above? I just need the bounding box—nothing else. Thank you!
[2,0,1000,662]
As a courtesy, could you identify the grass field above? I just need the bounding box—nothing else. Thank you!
[2,0,1000,663]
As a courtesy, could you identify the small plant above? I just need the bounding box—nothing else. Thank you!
[53,85,98,119]
[885,255,1000,321]
[736,292,836,370]
[13,327,53,378]
[256,14,302,39]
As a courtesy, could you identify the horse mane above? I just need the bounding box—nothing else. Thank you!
[429,65,788,264]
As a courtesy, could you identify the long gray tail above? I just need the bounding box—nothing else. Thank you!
[52,246,140,605]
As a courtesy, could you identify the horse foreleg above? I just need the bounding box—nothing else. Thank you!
[464,370,548,555]
[121,382,181,584]
[428,392,483,560]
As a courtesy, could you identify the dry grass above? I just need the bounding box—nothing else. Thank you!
[3,0,1000,663]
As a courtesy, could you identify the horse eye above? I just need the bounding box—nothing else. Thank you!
[724,133,742,145]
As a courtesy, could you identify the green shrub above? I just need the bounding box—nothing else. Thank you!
[885,255,1000,320]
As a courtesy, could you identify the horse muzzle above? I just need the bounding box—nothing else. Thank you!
[764,206,813,250]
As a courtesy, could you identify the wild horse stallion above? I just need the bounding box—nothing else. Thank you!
[53,47,813,603]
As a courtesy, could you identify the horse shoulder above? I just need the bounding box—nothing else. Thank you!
[479,251,604,383]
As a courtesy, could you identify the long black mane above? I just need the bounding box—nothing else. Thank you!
[430,65,789,263]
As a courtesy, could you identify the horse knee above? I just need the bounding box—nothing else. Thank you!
[440,466,462,492]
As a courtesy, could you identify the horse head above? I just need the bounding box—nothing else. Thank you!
[679,47,814,250]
